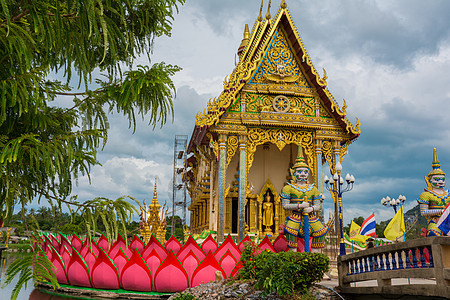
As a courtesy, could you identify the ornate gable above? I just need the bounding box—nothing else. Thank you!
[248,26,313,94]
[190,1,360,151]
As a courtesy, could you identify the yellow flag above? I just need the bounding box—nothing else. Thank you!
[349,221,369,244]
[384,208,405,241]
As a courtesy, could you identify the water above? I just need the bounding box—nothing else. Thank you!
[0,252,79,300]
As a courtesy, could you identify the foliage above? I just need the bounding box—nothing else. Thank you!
[165,215,184,241]
[0,0,184,298]
[238,245,329,297]
[2,247,58,299]
[172,292,197,300]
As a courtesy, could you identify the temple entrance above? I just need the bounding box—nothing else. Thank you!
[232,197,238,233]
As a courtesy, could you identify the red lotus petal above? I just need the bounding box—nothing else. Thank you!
[67,248,92,287]
[97,234,109,252]
[49,246,68,285]
[113,248,129,283]
[91,248,120,290]
[145,248,162,281]
[181,250,199,286]
[109,234,131,259]
[191,251,225,287]
[177,236,205,262]
[70,234,83,253]
[141,235,168,262]
[238,235,255,252]
[230,260,243,278]
[154,250,189,292]
[165,235,182,255]
[219,249,237,279]
[215,235,240,261]
[121,249,152,292]
[201,234,218,254]
[273,234,288,253]
[256,235,275,253]
[130,235,145,253]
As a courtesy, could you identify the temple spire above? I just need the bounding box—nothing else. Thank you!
[237,24,249,56]
[153,176,158,199]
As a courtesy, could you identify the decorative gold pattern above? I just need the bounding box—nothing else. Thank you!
[246,128,315,173]
[252,28,309,89]
[272,95,290,112]
[322,140,335,175]
[226,136,239,169]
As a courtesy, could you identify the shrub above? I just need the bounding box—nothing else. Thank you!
[238,245,329,297]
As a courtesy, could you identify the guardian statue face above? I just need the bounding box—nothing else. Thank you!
[430,175,445,189]
[293,167,309,182]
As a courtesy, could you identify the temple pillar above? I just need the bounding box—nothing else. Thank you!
[274,195,280,235]
[218,134,227,243]
[249,198,256,232]
[315,139,324,220]
[225,197,232,234]
[257,195,263,235]
[238,134,247,241]
[203,200,207,230]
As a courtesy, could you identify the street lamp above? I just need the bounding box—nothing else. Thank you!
[324,162,355,256]
[381,195,406,213]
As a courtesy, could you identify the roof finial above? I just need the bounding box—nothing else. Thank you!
[281,0,287,9]
[237,24,250,56]
[153,176,157,199]
[258,0,263,22]
[266,0,272,20]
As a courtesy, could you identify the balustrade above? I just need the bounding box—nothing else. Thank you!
[338,236,450,298]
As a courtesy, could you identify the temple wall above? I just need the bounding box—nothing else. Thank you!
[248,144,296,196]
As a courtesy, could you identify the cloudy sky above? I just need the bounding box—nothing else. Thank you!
[65,0,450,226]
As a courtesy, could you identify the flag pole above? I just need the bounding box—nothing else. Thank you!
[374,212,378,246]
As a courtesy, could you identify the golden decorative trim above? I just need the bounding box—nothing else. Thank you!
[226,136,239,170]
[246,128,315,174]
[322,140,335,175]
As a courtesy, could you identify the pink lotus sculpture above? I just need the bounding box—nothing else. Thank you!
[38,232,292,293]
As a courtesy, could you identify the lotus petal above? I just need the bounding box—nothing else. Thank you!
[97,234,109,252]
[201,235,218,254]
[141,235,168,262]
[91,248,120,290]
[214,234,240,261]
[165,235,182,255]
[121,249,152,292]
[256,235,275,253]
[70,234,83,253]
[109,234,131,259]
[154,250,189,292]
[177,236,205,263]
[49,246,68,285]
[130,235,145,253]
[181,250,199,285]
[145,249,161,281]
[219,250,237,279]
[113,248,129,282]
[273,234,288,253]
[67,248,92,287]
[191,251,225,287]
[238,235,255,252]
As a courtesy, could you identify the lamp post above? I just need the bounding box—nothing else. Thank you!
[381,195,406,213]
[324,161,355,256]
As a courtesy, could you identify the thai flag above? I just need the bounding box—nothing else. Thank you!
[359,213,376,237]
[437,203,450,235]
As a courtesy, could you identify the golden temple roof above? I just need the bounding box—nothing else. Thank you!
[189,1,360,151]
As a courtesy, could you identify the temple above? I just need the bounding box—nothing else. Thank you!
[185,0,360,242]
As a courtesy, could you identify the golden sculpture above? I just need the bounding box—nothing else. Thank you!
[263,194,274,231]
[140,177,167,243]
